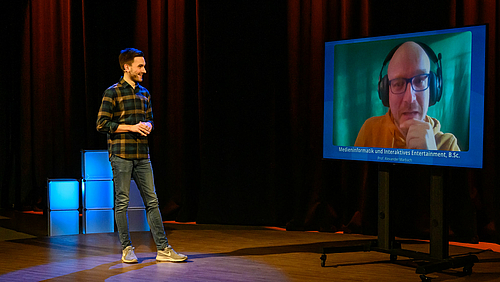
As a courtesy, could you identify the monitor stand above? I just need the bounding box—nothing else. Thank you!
[320,163,478,281]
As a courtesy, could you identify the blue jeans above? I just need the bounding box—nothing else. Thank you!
[110,155,168,250]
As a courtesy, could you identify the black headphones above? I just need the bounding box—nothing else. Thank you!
[378,42,443,107]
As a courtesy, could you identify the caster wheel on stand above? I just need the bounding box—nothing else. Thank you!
[390,254,397,262]
[419,274,432,281]
[320,254,326,267]
[463,265,473,276]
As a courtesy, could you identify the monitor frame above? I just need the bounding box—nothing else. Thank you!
[323,25,487,168]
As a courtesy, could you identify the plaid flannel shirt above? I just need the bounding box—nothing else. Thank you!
[96,77,154,159]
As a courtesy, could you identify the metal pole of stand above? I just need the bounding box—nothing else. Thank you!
[378,164,391,250]
[430,167,448,259]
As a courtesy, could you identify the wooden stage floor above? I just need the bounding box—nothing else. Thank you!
[0,222,500,281]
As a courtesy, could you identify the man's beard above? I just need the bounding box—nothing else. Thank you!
[130,71,143,83]
[398,101,423,122]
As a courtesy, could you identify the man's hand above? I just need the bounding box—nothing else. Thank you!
[132,121,152,136]
[399,119,437,150]
[116,121,152,136]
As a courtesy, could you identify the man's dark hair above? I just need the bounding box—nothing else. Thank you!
[119,48,144,71]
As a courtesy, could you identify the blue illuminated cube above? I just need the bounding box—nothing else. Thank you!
[83,209,115,234]
[129,209,150,232]
[48,210,80,236]
[129,180,146,208]
[81,150,113,180]
[47,179,79,211]
[82,180,114,209]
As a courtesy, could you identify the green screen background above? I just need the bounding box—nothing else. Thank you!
[332,32,471,151]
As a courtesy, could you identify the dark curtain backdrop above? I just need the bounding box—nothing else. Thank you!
[2,0,499,243]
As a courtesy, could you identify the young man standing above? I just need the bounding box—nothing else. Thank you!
[97,48,187,263]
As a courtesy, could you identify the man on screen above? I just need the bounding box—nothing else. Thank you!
[354,41,460,151]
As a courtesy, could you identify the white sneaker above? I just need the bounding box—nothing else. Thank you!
[156,245,188,262]
[122,246,138,263]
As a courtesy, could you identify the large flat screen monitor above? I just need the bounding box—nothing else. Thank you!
[323,25,486,168]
